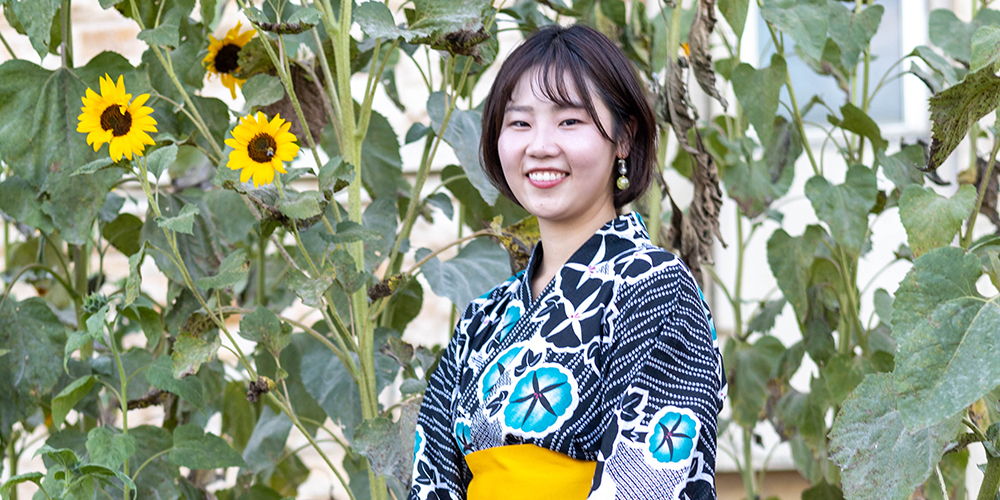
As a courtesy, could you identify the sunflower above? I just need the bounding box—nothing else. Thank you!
[77,74,157,161]
[204,21,255,99]
[226,111,299,187]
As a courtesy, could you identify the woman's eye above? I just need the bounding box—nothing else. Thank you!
[509,120,529,127]
[561,118,581,126]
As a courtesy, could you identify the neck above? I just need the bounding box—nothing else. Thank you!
[535,206,619,279]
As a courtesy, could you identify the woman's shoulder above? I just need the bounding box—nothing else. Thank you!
[459,269,525,319]
[609,245,702,303]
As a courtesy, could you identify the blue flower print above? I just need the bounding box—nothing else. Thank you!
[648,411,698,464]
[497,304,523,342]
[481,347,522,400]
[503,366,575,434]
[454,420,474,455]
[413,426,423,465]
[697,286,717,340]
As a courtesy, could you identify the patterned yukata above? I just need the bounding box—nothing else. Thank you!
[409,213,726,500]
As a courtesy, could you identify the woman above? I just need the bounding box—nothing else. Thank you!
[409,24,725,500]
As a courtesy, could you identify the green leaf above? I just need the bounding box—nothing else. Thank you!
[51,376,96,429]
[724,336,785,427]
[0,176,54,233]
[830,372,962,500]
[242,406,292,474]
[875,144,925,192]
[239,306,292,356]
[928,69,1000,173]
[440,164,528,233]
[330,249,370,294]
[824,354,864,403]
[125,243,146,306]
[829,102,887,151]
[8,0,60,59]
[277,190,323,219]
[909,46,959,87]
[155,203,201,235]
[826,1,883,69]
[928,8,1000,65]
[720,117,798,218]
[300,335,363,431]
[747,298,786,334]
[766,226,826,323]
[242,74,285,110]
[427,91,499,204]
[142,194,222,285]
[801,481,845,500]
[804,164,877,254]
[286,269,333,308]
[893,247,1000,429]
[318,156,355,193]
[137,8,181,47]
[102,213,144,257]
[731,55,787,147]
[71,157,116,176]
[129,425,181,499]
[146,144,178,180]
[200,0,218,26]
[972,25,1000,73]
[195,249,250,290]
[416,237,511,311]
[0,297,65,440]
[85,427,136,470]
[171,332,221,378]
[170,424,246,469]
[355,2,411,41]
[319,221,384,245]
[146,356,205,408]
[33,445,80,469]
[0,472,44,500]
[873,288,894,328]
[352,400,420,495]
[718,0,749,38]
[899,185,976,257]
[760,0,828,61]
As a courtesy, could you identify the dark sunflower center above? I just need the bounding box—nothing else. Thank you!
[248,134,277,163]
[214,44,242,74]
[100,105,133,137]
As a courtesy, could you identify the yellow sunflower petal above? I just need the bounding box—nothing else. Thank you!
[271,158,287,174]
[240,164,254,184]
[221,74,238,99]
[253,163,275,187]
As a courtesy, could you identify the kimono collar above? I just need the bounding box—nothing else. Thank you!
[520,212,652,301]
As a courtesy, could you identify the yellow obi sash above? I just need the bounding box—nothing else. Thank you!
[464,444,597,500]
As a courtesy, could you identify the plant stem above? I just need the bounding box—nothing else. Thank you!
[0,27,17,60]
[964,120,1000,248]
[734,212,746,338]
[257,232,268,306]
[60,0,73,68]
[741,426,756,500]
[106,326,130,500]
[7,434,18,500]
[979,455,1000,500]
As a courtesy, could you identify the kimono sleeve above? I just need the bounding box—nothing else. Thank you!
[588,262,725,500]
[408,307,475,500]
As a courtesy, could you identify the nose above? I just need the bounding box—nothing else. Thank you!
[525,125,558,158]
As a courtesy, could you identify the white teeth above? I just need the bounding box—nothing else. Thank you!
[528,171,567,182]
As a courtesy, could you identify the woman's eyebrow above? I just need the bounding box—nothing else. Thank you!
[505,105,533,113]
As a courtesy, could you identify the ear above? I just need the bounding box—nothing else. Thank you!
[616,116,638,158]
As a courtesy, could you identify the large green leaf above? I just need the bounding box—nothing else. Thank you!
[300,334,363,432]
[892,247,1000,429]
[85,427,136,470]
[829,373,961,500]
[766,225,826,324]
[972,25,1000,73]
[898,185,976,257]
[826,1,883,69]
[242,74,285,110]
[171,332,221,378]
[440,164,528,232]
[928,67,1000,173]
[254,334,331,440]
[720,117,799,218]
[416,237,511,311]
[142,194,223,284]
[804,164,877,254]
[8,0,60,59]
[242,406,292,474]
[102,213,144,257]
[0,176,54,232]
[875,144,925,192]
[428,91,499,204]
[724,336,785,427]
[145,356,205,408]
[169,424,246,469]
[928,8,1000,65]
[129,425,182,500]
[829,102,886,152]
[731,55,787,147]
[321,107,408,200]
[195,249,250,290]
[718,0,749,38]
[760,0,828,61]
[51,376,97,429]
[352,400,420,498]
[239,306,292,357]
[0,297,66,440]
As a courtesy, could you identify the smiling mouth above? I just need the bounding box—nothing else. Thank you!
[527,171,568,182]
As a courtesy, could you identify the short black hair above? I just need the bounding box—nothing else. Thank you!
[480,24,656,208]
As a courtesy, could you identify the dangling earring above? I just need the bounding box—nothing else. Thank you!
[616,158,630,190]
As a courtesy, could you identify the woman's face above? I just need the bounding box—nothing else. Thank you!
[498,69,621,229]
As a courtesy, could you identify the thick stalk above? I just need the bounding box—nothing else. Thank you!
[73,245,92,359]
[741,426,756,500]
[60,0,73,67]
[734,214,746,338]
[107,327,130,500]
[978,455,1000,500]
[257,233,267,307]
[387,132,436,276]
[7,436,18,500]
[963,116,1000,249]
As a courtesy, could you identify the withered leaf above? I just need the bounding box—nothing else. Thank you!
[688,0,728,109]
